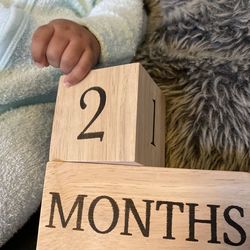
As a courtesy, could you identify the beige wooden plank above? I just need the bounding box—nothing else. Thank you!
[37,162,250,250]
[49,63,165,167]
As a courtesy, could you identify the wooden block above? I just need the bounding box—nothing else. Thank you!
[49,63,165,167]
[37,162,250,250]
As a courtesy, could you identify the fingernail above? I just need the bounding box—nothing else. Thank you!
[35,62,44,68]
[63,80,72,87]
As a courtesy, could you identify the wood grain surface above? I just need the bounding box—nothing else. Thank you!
[49,63,165,167]
[37,162,250,250]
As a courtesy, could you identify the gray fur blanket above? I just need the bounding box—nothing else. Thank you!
[136,0,250,171]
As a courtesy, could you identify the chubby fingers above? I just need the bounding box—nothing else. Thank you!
[60,41,85,74]
[63,49,98,87]
[32,23,71,69]
[32,19,101,86]
[32,24,54,67]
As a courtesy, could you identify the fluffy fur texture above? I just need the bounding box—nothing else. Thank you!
[135,0,250,171]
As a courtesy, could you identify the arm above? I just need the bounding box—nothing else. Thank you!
[80,0,145,66]
[32,0,146,86]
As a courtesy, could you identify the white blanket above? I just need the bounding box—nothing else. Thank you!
[0,0,145,246]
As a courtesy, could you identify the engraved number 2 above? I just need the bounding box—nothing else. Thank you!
[77,86,106,141]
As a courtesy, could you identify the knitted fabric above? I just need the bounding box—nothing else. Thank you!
[0,0,144,246]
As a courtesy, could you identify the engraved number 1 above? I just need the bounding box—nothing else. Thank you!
[151,99,156,146]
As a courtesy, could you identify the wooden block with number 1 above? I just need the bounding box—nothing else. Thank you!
[50,63,166,166]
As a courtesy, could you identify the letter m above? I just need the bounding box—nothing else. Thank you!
[45,192,87,231]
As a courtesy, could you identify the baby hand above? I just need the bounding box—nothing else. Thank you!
[32,19,101,86]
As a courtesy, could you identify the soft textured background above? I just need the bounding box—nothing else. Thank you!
[135,0,250,172]
[3,0,250,249]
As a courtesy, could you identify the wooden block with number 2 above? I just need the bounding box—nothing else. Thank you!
[50,63,166,166]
